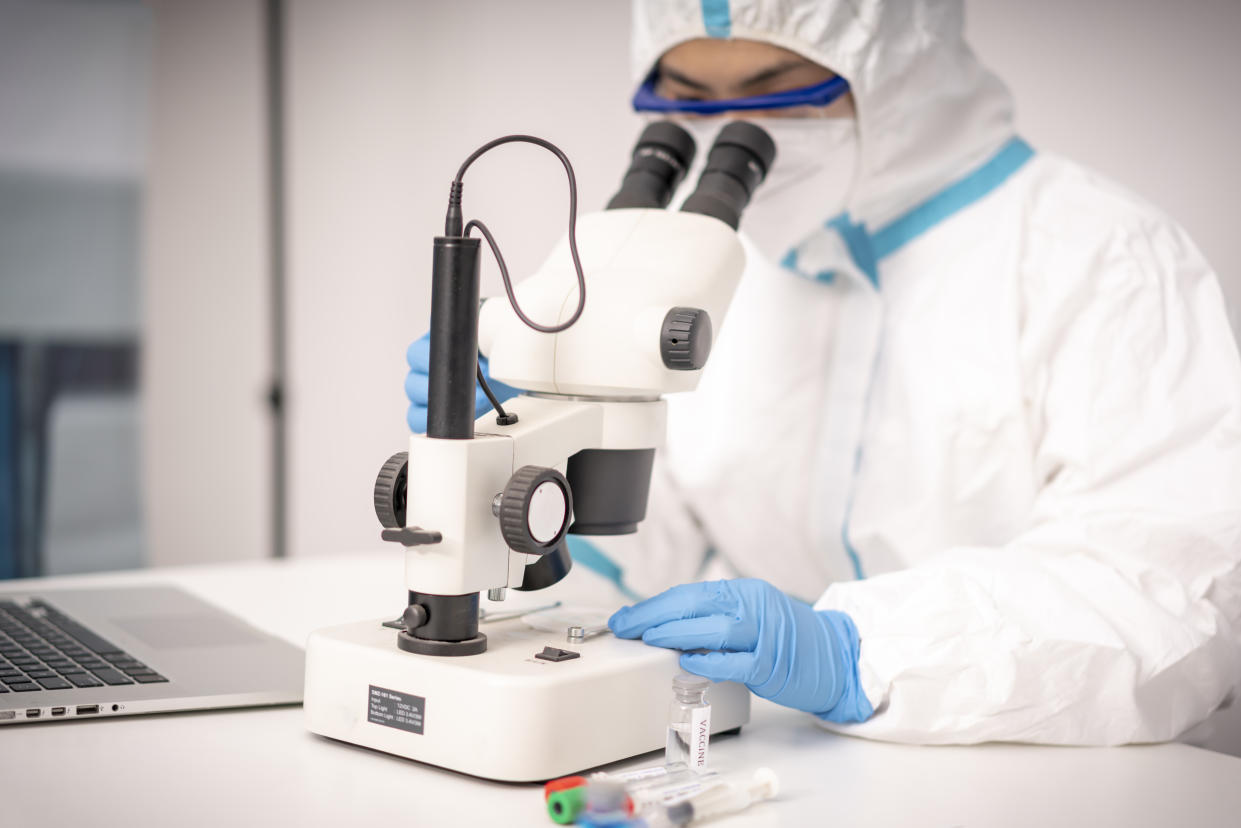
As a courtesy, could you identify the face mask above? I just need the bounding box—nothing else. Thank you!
[660,116,859,264]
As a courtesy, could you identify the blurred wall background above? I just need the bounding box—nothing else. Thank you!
[0,0,149,576]
[143,0,272,568]
[3,0,1238,573]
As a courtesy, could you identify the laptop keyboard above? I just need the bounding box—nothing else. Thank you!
[0,599,168,694]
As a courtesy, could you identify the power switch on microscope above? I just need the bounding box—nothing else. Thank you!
[535,646,580,663]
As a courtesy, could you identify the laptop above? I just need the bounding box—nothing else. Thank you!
[0,585,303,723]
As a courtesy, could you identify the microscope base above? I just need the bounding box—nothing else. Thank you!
[303,616,750,782]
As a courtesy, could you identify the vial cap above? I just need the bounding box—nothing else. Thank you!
[673,672,710,692]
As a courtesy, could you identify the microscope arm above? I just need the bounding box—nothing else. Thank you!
[403,394,667,598]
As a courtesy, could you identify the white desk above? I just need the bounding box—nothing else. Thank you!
[2,554,1240,827]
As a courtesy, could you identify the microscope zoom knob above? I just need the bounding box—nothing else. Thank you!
[661,307,712,370]
[498,465,573,556]
[373,451,409,529]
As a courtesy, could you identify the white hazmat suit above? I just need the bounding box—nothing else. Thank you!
[583,0,1241,745]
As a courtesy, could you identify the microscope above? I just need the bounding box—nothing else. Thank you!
[303,120,776,781]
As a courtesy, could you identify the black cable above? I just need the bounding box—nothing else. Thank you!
[475,362,513,424]
[443,134,588,425]
[447,135,587,334]
[466,217,584,338]
[465,219,513,422]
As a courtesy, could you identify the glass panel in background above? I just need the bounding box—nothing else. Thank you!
[0,0,151,577]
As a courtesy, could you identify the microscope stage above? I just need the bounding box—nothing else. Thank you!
[303,615,750,782]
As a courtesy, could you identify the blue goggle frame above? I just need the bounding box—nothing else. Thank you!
[632,71,850,115]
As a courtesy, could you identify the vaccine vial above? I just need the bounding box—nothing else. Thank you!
[666,672,711,772]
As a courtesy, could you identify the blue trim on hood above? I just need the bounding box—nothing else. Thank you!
[796,137,1035,288]
[827,213,879,287]
[780,248,837,283]
[700,0,731,38]
[871,137,1035,261]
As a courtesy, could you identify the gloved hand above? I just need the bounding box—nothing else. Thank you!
[609,579,873,723]
[404,332,521,433]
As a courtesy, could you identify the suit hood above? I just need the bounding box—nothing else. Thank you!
[631,0,1015,228]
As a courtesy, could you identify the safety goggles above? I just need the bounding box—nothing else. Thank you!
[632,70,850,115]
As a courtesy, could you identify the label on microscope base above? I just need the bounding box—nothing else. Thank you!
[367,684,425,735]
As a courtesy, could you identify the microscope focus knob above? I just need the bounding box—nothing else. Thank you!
[497,465,573,556]
[661,307,712,371]
[373,451,409,529]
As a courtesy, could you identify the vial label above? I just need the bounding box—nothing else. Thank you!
[689,705,710,770]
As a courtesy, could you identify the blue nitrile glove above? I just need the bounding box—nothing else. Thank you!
[609,579,873,723]
[404,332,521,433]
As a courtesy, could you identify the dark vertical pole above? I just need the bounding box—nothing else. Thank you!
[15,345,44,577]
[264,0,288,558]
[0,344,15,579]
[426,237,481,440]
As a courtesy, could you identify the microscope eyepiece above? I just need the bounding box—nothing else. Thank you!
[680,121,776,230]
[606,121,697,210]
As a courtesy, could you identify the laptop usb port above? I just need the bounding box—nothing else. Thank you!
[76,705,100,715]
[51,707,67,717]
[26,709,41,718]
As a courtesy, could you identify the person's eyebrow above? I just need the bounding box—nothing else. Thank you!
[737,60,810,88]
[659,60,815,93]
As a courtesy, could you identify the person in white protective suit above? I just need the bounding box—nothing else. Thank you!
[405,0,1241,744]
